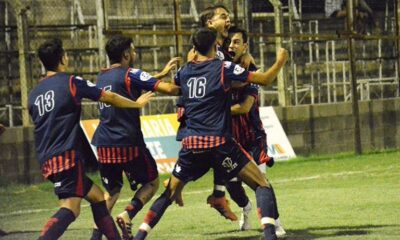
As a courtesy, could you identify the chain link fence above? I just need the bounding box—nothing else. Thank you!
[0,0,399,126]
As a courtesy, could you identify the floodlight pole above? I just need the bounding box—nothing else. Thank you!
[16,1,30,127]
[346,0,362,155]
[174,0,183,58]
[96,0,106,67]
[396,0,400,96]
[269,0,290,107]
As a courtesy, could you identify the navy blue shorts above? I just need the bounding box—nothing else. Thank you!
[99,147,158,195]
[47,160,93,199]
[172,138,252,183]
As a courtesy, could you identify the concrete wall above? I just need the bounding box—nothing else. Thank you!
[275,98,400,155]
[1,98,399,184]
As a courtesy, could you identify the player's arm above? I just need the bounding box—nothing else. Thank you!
[153,57,181,79]
[99,91,154,108]
[248,48,288,86]
[231,95,255,115]
[155,82,181,95]
[187,48,197,62]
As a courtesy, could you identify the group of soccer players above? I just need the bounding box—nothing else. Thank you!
[28,4,288,240]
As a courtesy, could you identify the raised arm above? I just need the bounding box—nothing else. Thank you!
[153,57,181,79]
[99,91,154,108]
[248,48,288,86]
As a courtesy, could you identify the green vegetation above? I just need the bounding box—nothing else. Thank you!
[0,151,399,239]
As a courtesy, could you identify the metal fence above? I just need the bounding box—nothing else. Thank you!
[0,0,399,127]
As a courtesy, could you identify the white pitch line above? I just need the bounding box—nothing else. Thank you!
[0,168,387,218]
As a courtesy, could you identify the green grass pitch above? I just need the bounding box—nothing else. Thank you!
[0,151,399,239]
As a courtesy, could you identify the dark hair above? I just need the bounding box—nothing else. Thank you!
[192,28,217,55]
[105,35,133,64]
[229,26,248,43]
[37,38,65,71]
[199,4,230,27]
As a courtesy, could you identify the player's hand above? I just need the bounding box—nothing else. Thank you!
[240,52,256,69]
[136,91,154,108]
[157,57,181,79]
[277,48,289,65]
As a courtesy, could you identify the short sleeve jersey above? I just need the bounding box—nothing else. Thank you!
[92,66,160,147]
[174,59,252,149]
[28,72,103,167]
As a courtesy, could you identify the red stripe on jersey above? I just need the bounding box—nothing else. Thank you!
[134,147,139,158]
[71,150,76,168]
[58,155,63,172]
[209,136,215,148]
[69,75,79,105]
[106,148,111,163]
[153,80,161,91]
[111,147,116,163]
[52,157,57,174]
[117,147,121,161]
[129,147,133,161]
[143,151,156,181]
[65,151,70,171]
[247,71,254,82]
[125,69,132,97]
[182,136,226,149]
[123,147,127,161]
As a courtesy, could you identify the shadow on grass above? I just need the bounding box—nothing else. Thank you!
[212,224,399,240]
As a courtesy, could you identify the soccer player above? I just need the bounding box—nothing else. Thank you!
[29,38,154,240]
[132,28,288,240]
[224,26,286,236]
[90,35,181,240]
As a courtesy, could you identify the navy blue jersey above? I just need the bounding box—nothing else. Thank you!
[231,63,266,145]
[174,59,252,149]
[216,44,233,61]
[92,66,160,149]
[28,72,103,169]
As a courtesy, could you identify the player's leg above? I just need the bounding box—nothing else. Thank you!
[253,138,286,237]
[38,197,80,240]
[207,170,238,221]
[133,148,210,240]
[216,139,277,240]
[134,175,186,240]
[91,163,123,240]
[116,148,159,240]
[226,178,252,230]
[238,160,277,240]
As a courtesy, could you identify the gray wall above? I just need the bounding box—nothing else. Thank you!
[1,98,399,184]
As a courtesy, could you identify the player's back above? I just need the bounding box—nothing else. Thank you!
[176,59,232,143]
[92,66,145,147]
[28,73,82,165]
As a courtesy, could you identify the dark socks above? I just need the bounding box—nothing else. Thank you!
[126,198,144,220]
[91,201,121,240]
[271,185,280,219]
[226,181,249,208]
[134,192,172,240]
[256,186,277,240]
[38,207,75,240]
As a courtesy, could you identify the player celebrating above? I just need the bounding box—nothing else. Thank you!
[29,38,153,240]
[225,26,286,236]
[90,35,181,240]
[133,28,288,240]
